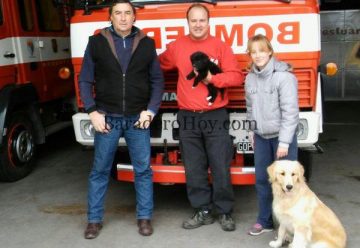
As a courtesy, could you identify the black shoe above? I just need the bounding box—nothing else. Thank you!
[137,219,153,236]
[182,209,215,229]
[84,223,103,239]
[218,214,236,231]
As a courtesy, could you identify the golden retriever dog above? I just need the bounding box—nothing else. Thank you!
[267,160,346,248]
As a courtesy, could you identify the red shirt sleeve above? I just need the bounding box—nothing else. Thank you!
[159,42,176,71]
[211,44,244,88]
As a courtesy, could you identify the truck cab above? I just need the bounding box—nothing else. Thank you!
[71,0,323,184]
[0,0,74,181]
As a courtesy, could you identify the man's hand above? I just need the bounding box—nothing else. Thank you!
[134,110,154,129]
[89,111,110,133]
[276,146,289,159]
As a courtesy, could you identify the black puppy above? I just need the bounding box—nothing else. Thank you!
[186,51,224,105]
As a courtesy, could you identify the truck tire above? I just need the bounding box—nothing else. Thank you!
[298,148,312,182]
[0,113,36,182]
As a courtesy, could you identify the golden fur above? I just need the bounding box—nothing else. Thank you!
[267,160,346,248]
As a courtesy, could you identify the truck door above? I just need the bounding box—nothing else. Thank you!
[9,0,44,99]
[34,0,73,102]
[0,0,16,88]
[8,0,72,103]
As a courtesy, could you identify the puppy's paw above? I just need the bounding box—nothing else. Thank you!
[208,102,213,106]
[206,96,212,101]
[269,240,282,248]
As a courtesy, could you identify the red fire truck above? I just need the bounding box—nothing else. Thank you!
[0,0,74,181]
[71,0,335,184]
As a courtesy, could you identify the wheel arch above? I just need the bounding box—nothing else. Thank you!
[0,84,45,147]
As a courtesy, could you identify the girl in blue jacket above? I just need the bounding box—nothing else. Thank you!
[245,34,299,236]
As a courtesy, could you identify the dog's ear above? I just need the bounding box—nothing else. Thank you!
[267,162,277,183]
[296,161,306,183]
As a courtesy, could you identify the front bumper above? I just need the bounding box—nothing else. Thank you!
[72,111,320,184]
[72,111,321,148]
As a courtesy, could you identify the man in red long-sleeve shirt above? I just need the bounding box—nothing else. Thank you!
[159,3,244,232]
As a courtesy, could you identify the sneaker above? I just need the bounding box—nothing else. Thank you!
[248,223,273,236]
[182,209,215,229]
[218,214,236,231]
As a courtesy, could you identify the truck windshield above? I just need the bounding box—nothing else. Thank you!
[74,0,292,9]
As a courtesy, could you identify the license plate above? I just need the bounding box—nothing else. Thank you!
[237,142,253,153]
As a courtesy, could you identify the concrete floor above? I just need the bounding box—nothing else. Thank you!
[0,102,359,248]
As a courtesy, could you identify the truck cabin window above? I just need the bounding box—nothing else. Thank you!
[35,0,64,31]
[320,0,360,10]
[17,0,34,31]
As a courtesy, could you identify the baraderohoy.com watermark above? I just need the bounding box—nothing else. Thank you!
[163,117,257,133]
[105,116,257,133]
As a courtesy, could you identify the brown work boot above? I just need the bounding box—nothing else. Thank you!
[137,219,153,236]
[84,223,103,239]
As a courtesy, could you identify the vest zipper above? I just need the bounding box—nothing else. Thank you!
[122,73,126,113]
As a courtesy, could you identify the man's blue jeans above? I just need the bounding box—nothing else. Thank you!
[254,133,298,228]
[87,115,153,223]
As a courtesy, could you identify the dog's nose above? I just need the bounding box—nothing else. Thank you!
[286,185,293,190]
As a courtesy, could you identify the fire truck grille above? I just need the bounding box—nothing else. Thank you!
[160,69,314,110]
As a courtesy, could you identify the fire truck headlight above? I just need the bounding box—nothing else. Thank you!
[80,120,95,139]
[296,119,308,140]
[59,67,71,79]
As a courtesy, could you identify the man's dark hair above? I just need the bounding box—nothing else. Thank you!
[186,3,210,21]
[109,0,136,16]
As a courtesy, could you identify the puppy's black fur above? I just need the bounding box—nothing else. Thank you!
[186,51,224,104]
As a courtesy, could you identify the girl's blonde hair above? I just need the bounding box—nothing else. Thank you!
[246,34,274,56]
[246,34,274,70]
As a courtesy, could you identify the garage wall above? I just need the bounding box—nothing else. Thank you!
[320,8,360,100]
